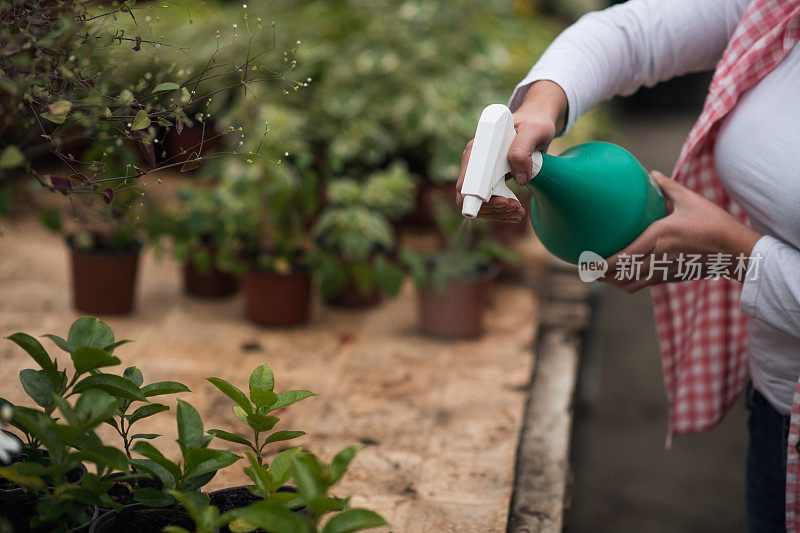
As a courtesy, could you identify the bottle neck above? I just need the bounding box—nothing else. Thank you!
[526,151,558,189]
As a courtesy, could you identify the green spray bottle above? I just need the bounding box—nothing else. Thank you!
[460,104,668,264]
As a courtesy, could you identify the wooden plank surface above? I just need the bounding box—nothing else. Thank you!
[0,216,540,532]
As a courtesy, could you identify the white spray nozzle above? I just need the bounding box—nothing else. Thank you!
[461,104,537,219]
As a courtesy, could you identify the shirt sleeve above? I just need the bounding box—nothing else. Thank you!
[740,235,800,339]
[509,0,750,133]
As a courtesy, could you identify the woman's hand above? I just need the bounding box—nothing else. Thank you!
[456,80,568,222]
[602,171,763,292]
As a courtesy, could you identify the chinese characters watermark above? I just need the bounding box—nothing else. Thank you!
[577,251,763,283]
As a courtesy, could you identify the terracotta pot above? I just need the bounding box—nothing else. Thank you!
[244,270,312,326]
[70,244,141,315]
[417,265,498,339]
[324,279,383,308]
[183,248,239,298]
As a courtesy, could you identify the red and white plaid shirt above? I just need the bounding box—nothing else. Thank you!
[650,0,800,528]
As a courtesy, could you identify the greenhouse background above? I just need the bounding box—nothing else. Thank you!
[0,0,746,532]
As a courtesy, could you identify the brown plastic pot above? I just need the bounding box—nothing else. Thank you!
[244,269,312,326]
[70,244,141,315]
[417,265,498,339]
[183,247,239,298]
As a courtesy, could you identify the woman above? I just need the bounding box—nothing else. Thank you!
[456,0,800,530]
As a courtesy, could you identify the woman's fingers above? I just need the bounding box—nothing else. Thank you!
[507,120,554,185]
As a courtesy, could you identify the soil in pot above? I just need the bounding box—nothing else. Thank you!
[417,265,498,339]
[70,243,141,315]
[183,248,239,298]
[244,270,312,326]
[209,486,304,533]
[105,473,164,508]
[89,504,193,533]
[0,491,97,533]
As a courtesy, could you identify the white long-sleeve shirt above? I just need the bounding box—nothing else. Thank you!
[510,0,800,414]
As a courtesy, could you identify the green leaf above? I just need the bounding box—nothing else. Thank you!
[123,366,144,387]
[230,501,307,533]
[130,433,160,440]
[68,317,115,350]
[269,390,316,412]
[132,110,151,130]
[43,334,75,354]
[72,346,120,374]
[126,403,169,424]
[73,445,129,472]
[132,441,182,480]
[8,333,60,386]
[75,390,117,427]
[232,405,249,425]
[249,364,275,393]
[103,339,132,354]
[142,381,190,397]
[207,378,253,415]
[0,466,47,492]
[263,430,305,446]
[250,388,277,409]
[156,117,173,127]
[330,446,360,485]
[152,82,180,94]
[322,509,387,533]
[41,112,66,124]
[74,374,146,401]
[130,458,176,490]
[243,452,270,494]
[208,429,252,447]
[19,369,55,407]
[292,454,321,503]
[0,146,24,169]
[183,448,239,479]
[266,447,302,489]
[134,487,174,507]
[246,414,278,433]
[176,400,204,450]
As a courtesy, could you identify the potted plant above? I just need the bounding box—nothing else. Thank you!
[312,164,414,308]
[39,141,146,315]
[238,153,322,327]
[402,206,519,338]
[0,317,149,532]
[147,173,253,299]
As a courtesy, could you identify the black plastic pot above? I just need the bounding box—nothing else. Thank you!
[0,452,86,495]
[89,504,194,533]
[0,491,97,533]
[208,486,303,533]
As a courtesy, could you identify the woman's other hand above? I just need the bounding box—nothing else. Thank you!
[602,171,763,292]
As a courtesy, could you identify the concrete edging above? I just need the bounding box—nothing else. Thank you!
[507,266,591,533]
